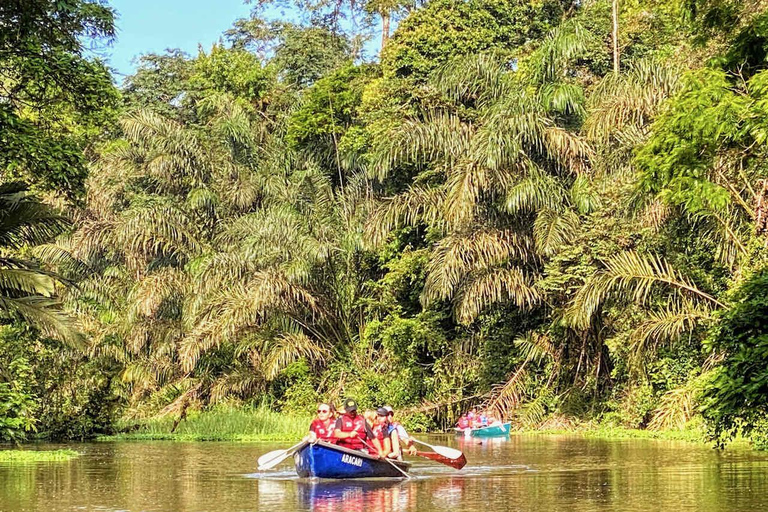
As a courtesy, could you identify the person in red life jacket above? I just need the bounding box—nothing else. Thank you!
[304,402,337,443]
[457,414,470,430]
[333,399,375,452]
[383,405,417,459]
[370,407,393,458]
[467,408,478,428]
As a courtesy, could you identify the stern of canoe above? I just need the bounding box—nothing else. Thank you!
[455,422,512,437]
[471,422,511,437]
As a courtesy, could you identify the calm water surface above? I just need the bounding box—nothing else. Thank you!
[2,435,768,512]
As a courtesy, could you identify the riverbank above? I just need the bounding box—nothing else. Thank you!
[0,449,79,462]
[98,407,312,442]
[96,406,729,447]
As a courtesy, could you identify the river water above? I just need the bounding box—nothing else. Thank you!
[2,434,768,512]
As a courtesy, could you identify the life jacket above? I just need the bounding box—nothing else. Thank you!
[372,423,390,441]
[458,416,470,429]
[309,418,336,442]
[335,413,367,450]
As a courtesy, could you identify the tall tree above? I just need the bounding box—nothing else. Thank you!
[0,0,119,198]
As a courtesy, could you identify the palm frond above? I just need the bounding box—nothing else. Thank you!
[485,364,529,419]
[368,112,473,181]
[514,331,557,365]
[647,386,696,431]
[533,208,579,256]
[631,300,713,358]
[263,332,330,380]
[527,20,589,84]
[181,271,318,371]
[423,229,535,305]
[454,267,540,324]
[432,52,511,108]
[365,186,447,246]
[505,170,567,214]
[0,296,83,347]
[585,59,681,143]
[567,251,724,329]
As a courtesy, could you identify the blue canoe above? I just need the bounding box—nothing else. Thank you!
[294,441,411,479]
[455,421,511,437]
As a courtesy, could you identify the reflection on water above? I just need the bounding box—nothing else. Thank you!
[2,435,768,512]
[296,479,410,512]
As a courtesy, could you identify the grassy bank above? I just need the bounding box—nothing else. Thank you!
[99,407,312,442]
[0,449,79,462]
[99,405,714,446]
[514,425,707,443]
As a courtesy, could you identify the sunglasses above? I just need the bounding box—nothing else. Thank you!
[317,409,330,413]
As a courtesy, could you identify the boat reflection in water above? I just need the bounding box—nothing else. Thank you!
[297,476,468,512]
[297,479,411,512]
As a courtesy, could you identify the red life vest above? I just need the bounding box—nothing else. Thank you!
[309,418,336,442]
[335,413,368,450]
[372,423,389,441]
[458,416,469,429]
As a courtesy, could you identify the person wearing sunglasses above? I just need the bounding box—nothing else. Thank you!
[305,403,337,443]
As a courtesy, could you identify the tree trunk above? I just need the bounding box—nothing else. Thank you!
[612,0,620,73]
[381,11,391,52]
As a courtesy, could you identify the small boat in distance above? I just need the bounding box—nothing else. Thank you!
[455,421,511,437]
[294,441,411,479]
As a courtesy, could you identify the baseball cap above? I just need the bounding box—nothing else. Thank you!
[383,405,394,415]
[343,399,358,412]
[376,407,388,417]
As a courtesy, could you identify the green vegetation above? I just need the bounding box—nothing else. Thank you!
[0,449,79,462]
[3,0,768,450]
[100,407,311,442]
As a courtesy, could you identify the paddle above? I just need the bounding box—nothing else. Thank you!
[257,440,307,470]
[411,438,464,461]
[415,450,467,470]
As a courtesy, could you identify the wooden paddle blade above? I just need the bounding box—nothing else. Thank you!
[416,451,467,470]
[431,445,464,460]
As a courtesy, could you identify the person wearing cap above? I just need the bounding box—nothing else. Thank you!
[304,402,337,443]
[333,399,374,452]
[371,407,393,458]
[384,406,417,459]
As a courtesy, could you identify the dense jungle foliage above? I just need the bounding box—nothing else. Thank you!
[3,0,768,447]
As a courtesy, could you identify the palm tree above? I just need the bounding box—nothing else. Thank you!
[0,182,79,343]
[367,42,591,326]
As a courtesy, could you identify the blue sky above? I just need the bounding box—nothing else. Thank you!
[106,0,256,78]
[103,0,381,80]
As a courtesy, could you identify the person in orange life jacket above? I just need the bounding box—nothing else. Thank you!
[371,407,393,458]
[383,405,417,459]
[304,402,337,443]
[333,399,375,452]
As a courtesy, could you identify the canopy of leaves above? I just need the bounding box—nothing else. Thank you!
[702,269,768,446]
[381,0,568,80]
[0,0,119,198]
